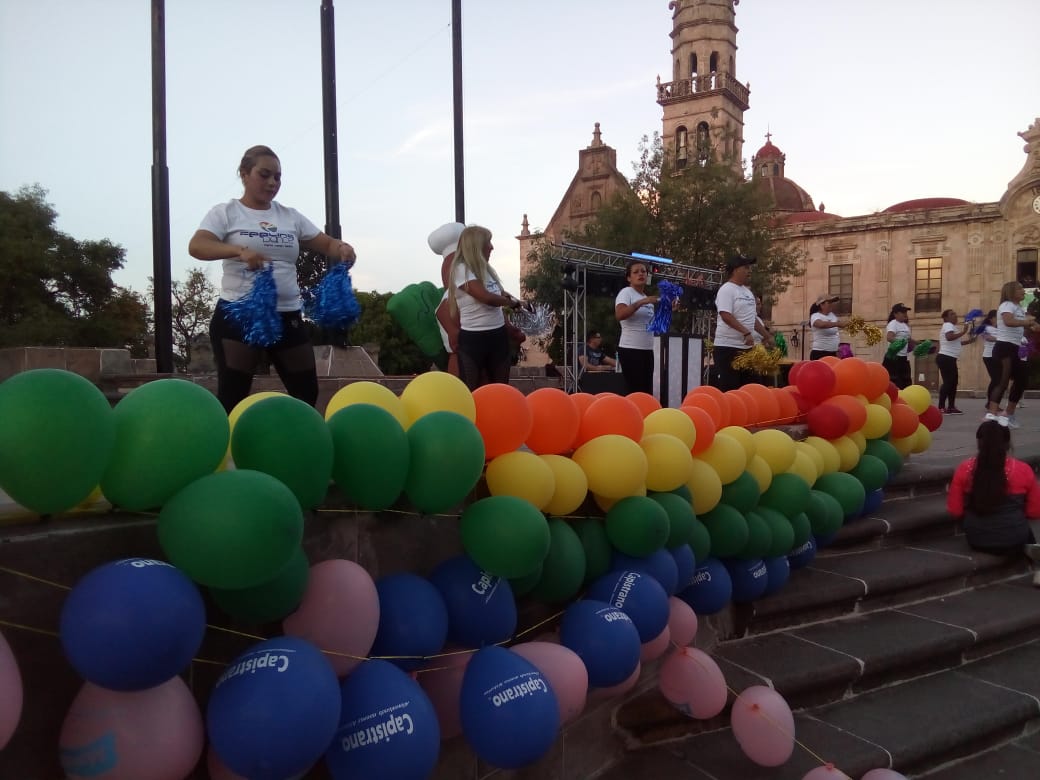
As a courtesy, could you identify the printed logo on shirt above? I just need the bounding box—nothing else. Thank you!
[259,221,277,231]
[237,223,296,246]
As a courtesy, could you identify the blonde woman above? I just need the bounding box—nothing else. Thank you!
[448,225,523,390]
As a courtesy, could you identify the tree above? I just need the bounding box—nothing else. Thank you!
[345,291,430,375]
[159,268,218,370]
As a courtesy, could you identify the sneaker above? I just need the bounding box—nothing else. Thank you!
[985,412,999,422]
[1007,415,1021,429]
[946,407,965,415]
[1026,545,1040,563]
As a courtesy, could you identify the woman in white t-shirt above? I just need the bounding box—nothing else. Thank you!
[979,309,1000,401]
[808,295,849,359]
[713,255,768,390]
[936,309,971,414]
[188,145,357,413]
[614,260,659,395]
[882,303,914,389]
[448,225,524,390]
[985,281,1037,427]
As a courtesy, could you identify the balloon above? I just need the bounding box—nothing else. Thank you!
[101,379,228,511]
[207,636,341,780]
[326,659,440,780]
[207,747,250,780]
[559,599,641,687]
[472,383,533,458]
[586,569,670,642]
[210,546,310,624]
[485,451,555,509]
[795,361,837,403]
[649,491,696,549]
[668,596,699,646]
[787,449,819,486]
[613,548,680,595]
[760,472,811,519]
[641,625,672,662]
[570,391,597,417]
[605,496,671,556]
[571,434,648,499]
[428,556,517,648]
[832,357,869,397]
[805,489,845,538]
[898,384,931,414]
[827,395,868,433]
[687,518,712,563]
[684,385,725,422]
[400,372,476,426]
[677,558,732,615]
[325,380,407,427]
[807,403,850,440]
[696,433,747,485]
[861,770,909,780]
[370,573,449,671]
[773,387,800,424]
[283,559,380,677]
[788,537,818,569]
[815,472,867,519]
[724,392,750,427]
[862,403,893,440]
[863,487,885,515]
[739,510,773,560]
[538,454,588,515]
[746,454,774,494]
[850,453,889,493]
[511,641,588,724]
[719,471,760,514]
[865,438,902,478]
[679,404,717,454]
[644,407,697,449]
[525,388,580,454]
[731,685,795,766]
[687,458,723,515]
[726,558,769,603]
[763,555,791,595]
[460,646,560,769]
[640,433,695,492]
[700,503,750,558]
[0,369,115,515]
[418,649,470,740]
[752,429,796,474]
[59,677,203,780]
[831,435,862,472]
[626,391,662,418]
[575,394,644,446]
[508,565,543,598]
[0,630,23,749]
[804,436,841,474]
[919,404,943,432]
[328,403,410,510]
[803,765,855,779]
[158,469,303,589]
[573,518,613,584]
[862,361,892,401]
[405,411,485,513]
[658,647,728,719]
[530,519,587,603]
[720,424,756,462]
[232,395,333,509]
[59,559,205,691]
[669,544,697,593]
[912,422,932,454]
[889,402,920,439]
[460,495,551,578]
[758,506,795,558]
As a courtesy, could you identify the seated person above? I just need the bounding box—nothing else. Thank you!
[578,331,617,373]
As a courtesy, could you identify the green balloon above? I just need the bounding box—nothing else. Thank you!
[158,469,303,589]
[815,472,866,519]
[232,396,333,510]
[669,484,693,503]
[865,439,903,478]
[530,519,587,603]
[700,503,750,559]
[738,510,773,560]
[509,564,544,597]
[102,379,228,511]
[573,518,613,584]
[759,472,811,519]
[789,511,812,548]
[850,454,888,493]
[328,403,409,510]
[649,491,696,549]
[687,518,712,562]
[405,411,485,514]
[605,496,670,557]
[0,369,115,514]
[805,490,845,537]
[757,506,795,558]
[720,471,761,515]
[209,546,310,624]
[461,496,550,579]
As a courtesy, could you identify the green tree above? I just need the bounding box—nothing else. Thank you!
[149,268,219,370]
[346,291,430,375]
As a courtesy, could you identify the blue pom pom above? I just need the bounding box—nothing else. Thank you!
[305,262,361,330]
[225,265,283,347]
[648,279,683,335]
[964,308,984,321]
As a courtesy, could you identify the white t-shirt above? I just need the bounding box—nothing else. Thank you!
[938,322,962,358]
[996,301,1025,344]
[198,199,320,311]
[452,265,505,332]
[752,316,766,345]
[886,320,911,357]
[810,311,839,352]
[982,325,998,358]
[615,286,654,350]
[714,281,757,349]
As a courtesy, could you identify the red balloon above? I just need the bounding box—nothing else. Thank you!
[806,403,850,440]
[795,361,837,404]
[863,362,891,400]
[889,403,920,439]
[788,361,805,387]
[885,382,899,402]
[825,395,867,433]
[919,404,944,432]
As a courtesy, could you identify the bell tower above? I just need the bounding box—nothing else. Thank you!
[657,0,749,172]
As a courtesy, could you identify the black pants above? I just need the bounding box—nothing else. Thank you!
[713,346,754,391]
[989,341,1028,407]
[810,349,837,361]
[936,354,959,410]
[457,326,511,391]
[617,346,654,395]
[882,355,911,390]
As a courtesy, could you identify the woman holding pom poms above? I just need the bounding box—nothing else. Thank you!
[808,294,849,360]
[615,259,659,395]
[936,309,972,414]
[189,145,358,413]
[882,303,914,390]
[985,281,1038,428]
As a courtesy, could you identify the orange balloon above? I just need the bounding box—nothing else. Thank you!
[820,355,841,368]
[731,390,761,426]
[627,392,663,418]
[525,388,581,454]
[742,384,780,426]
[575,394,645,447]
[825,394,867,433]
[723,391,749,428]
[863,362,891,400]
[570,392,597,418]
[472,384,533,459]
[680,405,717,455]
[684,385,724,406]
[681,392,724,428]
[833,358,869,397]
[772,388,799,424]
[889,402,920,439]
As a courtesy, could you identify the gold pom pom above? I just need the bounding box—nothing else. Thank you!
[844,315,884,346]
[731,345,783,376]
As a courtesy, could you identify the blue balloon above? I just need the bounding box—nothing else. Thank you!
[559,599,641,687]
[428,555,517,648]
[726,558,769,603]
[586,569,669,642]
[326,659,440,780]
[611,548,680,595]
[788,537,818,569]
[676,557,732,615]
[762,555,790,596]
[371,573,449,671]
[862,487,885,515]
[460,646,560,769]
[669,544,696,593]
[59,558,205,691]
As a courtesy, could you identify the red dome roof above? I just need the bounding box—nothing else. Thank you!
[753,176,815,212]
[753,140,783,160]
[882,197,970,213]
[783,210,842,225]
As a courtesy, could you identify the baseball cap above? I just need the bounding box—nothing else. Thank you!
[726,254,757,271]
[427,222,466,258]
[891,302,912,313]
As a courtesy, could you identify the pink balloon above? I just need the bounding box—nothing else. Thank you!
[418,649,471,739]
[0,630,23,750]
[658,647,728,719]
[803,765,854,779]
[589,662,641,702]
[731,685,795,767]
[640,625,671,662]
[862,770,909,780]
[512,641,588,724]
[667,596,698,647]
[59,677,203,780]
[283,559,380,676]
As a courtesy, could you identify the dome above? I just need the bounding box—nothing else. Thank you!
[753,139,784,161]
[882,197,970,213]
[783,210,842,225]
[753,176,815,213]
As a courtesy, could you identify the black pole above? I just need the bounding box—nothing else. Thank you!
[320,0,341,243]
[451,0,465,223]
[150,0,173,373]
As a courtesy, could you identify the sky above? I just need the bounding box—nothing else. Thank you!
[2,0,1039,300]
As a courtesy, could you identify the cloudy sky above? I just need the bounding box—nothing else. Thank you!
[1,0,1038,299]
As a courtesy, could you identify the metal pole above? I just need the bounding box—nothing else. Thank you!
[150,0,173,373]
[320,0,341,242]
[451,0,465,223]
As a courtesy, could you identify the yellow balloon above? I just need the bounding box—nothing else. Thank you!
[572,434,648,500]
[400,372,476,427]
[870,392,892,410]
[795,441,825,480]
[593,487,646,513]
[325,382,407,427]
[539,454,589,516]
[484,451,556,510]
[890,432,916,456]
[804,436,841,475]
[830,436,861,472]
[643,408,697,450]
[640,433,695,492]
[899,384,931,415]
[696,432,747,485]
[746,454,773,494]
[686,458,723,515]
[862,404,893,440]
[230,391,287,429]
[848,430,867,455]
[786,449,818,486]
[720,425,756,462]
[751,429,796,474]
[912,422,932,454]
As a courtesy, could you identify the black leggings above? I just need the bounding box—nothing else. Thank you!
[882,355,911,390]
[457,326,511,391]
[713,346,754,391]
[988,341,1028,407]
[210,300,318,414]
[984,355,1000,403]
[617,347,654,395]
[810,349,837,361]
[936,354,959,410]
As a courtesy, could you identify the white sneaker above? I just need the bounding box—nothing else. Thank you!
[984,412,999,422]
[1025,544,1040,562]
[1007,415,1021,429]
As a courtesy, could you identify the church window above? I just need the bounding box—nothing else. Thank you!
[1017,249,1038,289]
[773,164,779,176]
[828,264,853,315]
[709,52,718,73]
[696,122,710,164]
[676,126,689,169]
[590,191,602,211]
[914,257,943,313]
[689,54,698,80]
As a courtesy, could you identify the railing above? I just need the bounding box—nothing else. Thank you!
[656,72,749,108]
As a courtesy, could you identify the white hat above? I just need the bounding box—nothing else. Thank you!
[427,222,466,258]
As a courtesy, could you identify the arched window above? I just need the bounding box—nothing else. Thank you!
[590,191,602,211]
[709,52,719,88]
[676,126,689,169]
[689,53,698,81]
[696,122,710,164]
